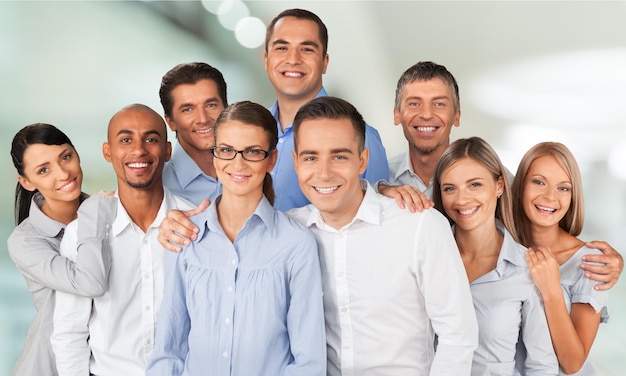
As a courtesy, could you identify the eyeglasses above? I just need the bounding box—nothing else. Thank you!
[211,146,274,162]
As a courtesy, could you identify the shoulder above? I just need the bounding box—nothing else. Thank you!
[285,204,315,226]
[378,194,449,227]
[364,123,384,143]
[166,189,195,211]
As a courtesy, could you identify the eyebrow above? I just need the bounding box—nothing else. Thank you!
[176,97,220,110]
[116,129,162,138]
[405,95,451,102]
[272,39,320,49]
[298,148,354,155]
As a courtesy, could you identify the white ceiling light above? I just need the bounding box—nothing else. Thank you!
[235,16,266,49]
[217,0,249,31]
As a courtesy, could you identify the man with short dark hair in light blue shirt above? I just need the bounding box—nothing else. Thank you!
[264,9,389,211]
[160,62,226,205]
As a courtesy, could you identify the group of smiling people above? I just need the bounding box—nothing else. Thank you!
[7,7,624,376]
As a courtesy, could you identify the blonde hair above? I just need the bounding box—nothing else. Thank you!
[433,137,517,241]
[511,142,584,246]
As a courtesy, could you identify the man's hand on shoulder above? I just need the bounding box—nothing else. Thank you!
[158,199,210,253]
[582,240,623,290]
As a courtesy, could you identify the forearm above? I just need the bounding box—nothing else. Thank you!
[541,292,586,373]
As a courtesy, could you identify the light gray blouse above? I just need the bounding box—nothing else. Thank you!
[7,193,114,376]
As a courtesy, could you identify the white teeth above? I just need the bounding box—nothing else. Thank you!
[536,205,556,213]
[195,128,213,134]
[284,72,302,78]
[127,162,149,168]
[315,186,338,194]
[58,180,76,191]
[416,126,436,132]
[458,207,478,215]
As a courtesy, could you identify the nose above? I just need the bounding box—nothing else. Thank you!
[197,108,209,125]
[316,159,332,180]
[57,164,71,180]
[419,105,433,120]
[286,48,302,64]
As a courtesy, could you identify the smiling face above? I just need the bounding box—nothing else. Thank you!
[440,157,503,234]
[293,117,368,229]
[522,155,573,229]
[213,120,277,201]
[165,79,225,153]
[18,143,83,205]
[394,78,460,156]
[264,16,329,103]
[103,107,171,190]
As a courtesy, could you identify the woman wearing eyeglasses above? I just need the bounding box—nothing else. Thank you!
[147,101,326,376]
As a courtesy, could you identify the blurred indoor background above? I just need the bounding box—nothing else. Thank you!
[1,1,624,374]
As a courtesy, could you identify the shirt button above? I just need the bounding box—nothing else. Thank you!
[146,306,151,311]
[344,344,351,349]
[144,273,150,279]
[279,138,284,143]
[227,286,233,292]
[340,307,348,313]
[222,351,229,358]
[143,239,148,245]
[231,259,237,266]
[147,339,152,345]
[336,272,344,277]
[225,318,230,325]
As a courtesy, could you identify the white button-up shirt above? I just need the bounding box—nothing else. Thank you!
[51,189,191,376]
[288,182,478,376]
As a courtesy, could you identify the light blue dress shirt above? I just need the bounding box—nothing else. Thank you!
[468,220,558,375]
[146,195,326,376]
[269,87,390,211]
[162,142,222,206]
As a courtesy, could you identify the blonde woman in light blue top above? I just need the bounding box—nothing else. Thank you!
[433,137,558,375]
[513,142,609,375]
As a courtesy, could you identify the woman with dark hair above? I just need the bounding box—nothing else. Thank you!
[433,137,557,375]
[512,142,609,375]
[147,101,325,375]
[8,123,112,376]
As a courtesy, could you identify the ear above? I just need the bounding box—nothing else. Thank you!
[358,147,369,175]
[102,142,112,163]
[164,141,172,163]
[393,107,401,126]
[453,109,461,128]
[496,175,505,198]
[292,149,298,170]
[165,115,177,132]
[267,149,278,172]
[263,51,268,72]
[17,175,36,192]
[321,53,329,75]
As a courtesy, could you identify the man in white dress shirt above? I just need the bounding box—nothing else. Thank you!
[288,96,478,375]
[51,104,191,375]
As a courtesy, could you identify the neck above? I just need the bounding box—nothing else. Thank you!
[321,188,365,230]
[408,145,444,187]
[117,184,164,233]
[217,190,264,243]
[181,143,217,178]
[275,89,320,132]
[454,220,502,258]
[41,196,81,225]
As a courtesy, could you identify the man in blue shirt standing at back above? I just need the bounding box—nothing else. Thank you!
[160,62,227,205]
[264,9,389,211]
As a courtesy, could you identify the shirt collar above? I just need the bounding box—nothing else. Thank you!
[269,87,328,133]
[303,179,381,231]
[29,192,65,237]
[168,143,216,188]
[394,151,432,187]
[110,189,171,236]
[496,219,527,268]
[196,195,276,240]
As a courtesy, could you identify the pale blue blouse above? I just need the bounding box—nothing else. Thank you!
[468,221,558,375]
[147,195,326,376]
